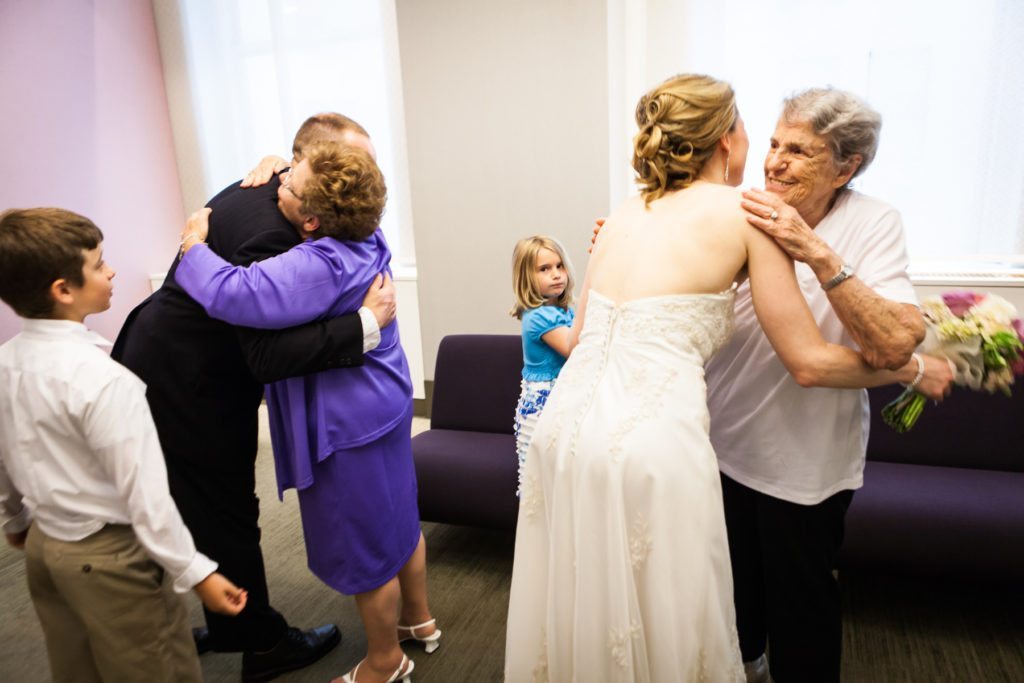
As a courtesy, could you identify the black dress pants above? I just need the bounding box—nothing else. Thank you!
[720,473,853,683]
[166,455,288,652]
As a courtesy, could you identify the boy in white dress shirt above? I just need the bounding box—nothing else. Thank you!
[0,208,248,683]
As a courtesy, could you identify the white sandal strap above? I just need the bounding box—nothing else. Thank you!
[388,655,411,682]
[399,618,436,636]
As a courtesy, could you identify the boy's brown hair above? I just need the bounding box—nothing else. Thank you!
[0,208,103,318]
[301,142,387,241]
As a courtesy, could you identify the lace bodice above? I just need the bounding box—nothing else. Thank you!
[580,288,737,363]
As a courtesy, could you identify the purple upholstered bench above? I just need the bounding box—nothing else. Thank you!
[839,384,1024,582]
[414,335,1024,583]
[412,335,522,530]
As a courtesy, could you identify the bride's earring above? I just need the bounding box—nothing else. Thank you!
[724,149,731,184]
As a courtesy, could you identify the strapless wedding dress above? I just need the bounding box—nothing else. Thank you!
[505,289,745,682]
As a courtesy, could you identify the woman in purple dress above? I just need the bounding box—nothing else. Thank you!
[177,142,437,683]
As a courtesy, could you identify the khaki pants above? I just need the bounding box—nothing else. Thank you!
[25,524,202,683]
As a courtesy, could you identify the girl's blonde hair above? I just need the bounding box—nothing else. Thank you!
[632,73,737,205]
[509,235,575,319]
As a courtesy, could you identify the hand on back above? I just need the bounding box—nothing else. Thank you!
[362,273,397,329]
[240,155,289,188]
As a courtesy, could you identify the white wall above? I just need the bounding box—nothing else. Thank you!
[396,0,611,377]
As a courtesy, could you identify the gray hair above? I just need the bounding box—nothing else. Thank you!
[782,88,881,180]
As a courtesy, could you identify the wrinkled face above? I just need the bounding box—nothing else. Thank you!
[763,120,845,217]
[68,245,115,317]
[534,247,567,302]
[277,159,313,231]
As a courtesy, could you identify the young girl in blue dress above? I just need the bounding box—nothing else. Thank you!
[510,236,576,496]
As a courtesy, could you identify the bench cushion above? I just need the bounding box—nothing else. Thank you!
[430,335,523,434]
[867,384,1024,473]
[840,460,1024,581]
[412,429,518,529]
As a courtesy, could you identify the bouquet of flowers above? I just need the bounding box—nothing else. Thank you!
[881,290,1024,433]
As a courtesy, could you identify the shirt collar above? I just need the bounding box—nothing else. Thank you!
[20,318,113,347]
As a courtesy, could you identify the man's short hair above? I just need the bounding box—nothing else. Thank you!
[292,113,370,160]
[0,208,103,318]
[300,142,387,242]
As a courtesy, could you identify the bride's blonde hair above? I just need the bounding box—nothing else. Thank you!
[632,74,737,205]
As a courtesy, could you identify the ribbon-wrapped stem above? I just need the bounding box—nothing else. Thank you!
[881,387,927,433]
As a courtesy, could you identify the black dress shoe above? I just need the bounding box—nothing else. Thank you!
[192,626,212,655]
[241,624,341,682]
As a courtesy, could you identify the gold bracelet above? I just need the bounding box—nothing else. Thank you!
[178,232,202,259]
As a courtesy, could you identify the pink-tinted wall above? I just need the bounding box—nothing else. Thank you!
[0,0,183,343]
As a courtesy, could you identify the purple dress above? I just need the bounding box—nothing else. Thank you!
[177,230,419,595]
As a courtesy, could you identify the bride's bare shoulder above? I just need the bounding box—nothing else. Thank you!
[686,183,747,225]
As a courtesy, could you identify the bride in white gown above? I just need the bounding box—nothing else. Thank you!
[504,74,903,682]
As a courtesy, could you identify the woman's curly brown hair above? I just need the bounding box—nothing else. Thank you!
[300,142,387,241]
[632,74,737,205]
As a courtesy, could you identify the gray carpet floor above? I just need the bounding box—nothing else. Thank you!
[2,408,1022,681]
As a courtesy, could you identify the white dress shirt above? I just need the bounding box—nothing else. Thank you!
[358,305,381,353]
[0,318,216,593]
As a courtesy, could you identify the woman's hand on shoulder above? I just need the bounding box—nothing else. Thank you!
[741,188,832,267]
[240,155,289,188]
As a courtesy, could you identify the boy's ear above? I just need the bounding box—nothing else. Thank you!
[49,278,74,307]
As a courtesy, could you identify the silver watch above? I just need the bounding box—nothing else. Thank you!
[821,264,854,291]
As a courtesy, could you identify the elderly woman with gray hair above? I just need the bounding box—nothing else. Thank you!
[705,88,953,683]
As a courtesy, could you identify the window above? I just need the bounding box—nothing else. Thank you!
[609,0,1024,266]
[177,0,416,267]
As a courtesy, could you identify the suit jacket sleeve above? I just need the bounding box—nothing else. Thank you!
[231,229,364,383]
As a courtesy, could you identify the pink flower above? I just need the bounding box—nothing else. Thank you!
[942,291,983,317]
[1013,317,1024,344]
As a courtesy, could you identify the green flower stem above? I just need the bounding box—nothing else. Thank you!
[881,388,928,433]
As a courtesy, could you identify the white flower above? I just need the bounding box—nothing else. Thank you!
[969,294,1016,328]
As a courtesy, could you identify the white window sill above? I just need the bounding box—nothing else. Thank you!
[909,259,1024,287]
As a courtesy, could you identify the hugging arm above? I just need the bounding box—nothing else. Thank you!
[227,231,397,383]
[743,189,925,369]
[234,274,393,383]
[177,237,345,329]
[557,263,594,356]
[235,312,365,383]
[745,227,933,393]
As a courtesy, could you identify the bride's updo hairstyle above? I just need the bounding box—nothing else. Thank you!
[633,74,737,205]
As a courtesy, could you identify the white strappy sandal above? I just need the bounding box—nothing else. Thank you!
[336,654,414,683]
[397,618,442,654]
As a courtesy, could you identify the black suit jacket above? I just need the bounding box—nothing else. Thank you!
[112,177,363,471]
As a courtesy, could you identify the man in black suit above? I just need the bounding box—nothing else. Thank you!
[113,114,389,682]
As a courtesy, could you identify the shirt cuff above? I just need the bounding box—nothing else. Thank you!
[173,551,219,594]
[358,306,381,353]
[1,506,31,535]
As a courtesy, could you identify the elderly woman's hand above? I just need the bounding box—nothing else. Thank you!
[179,208,212,257]
[240,155,289,188]
[741,188,835,268]
[913,354,955,402]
